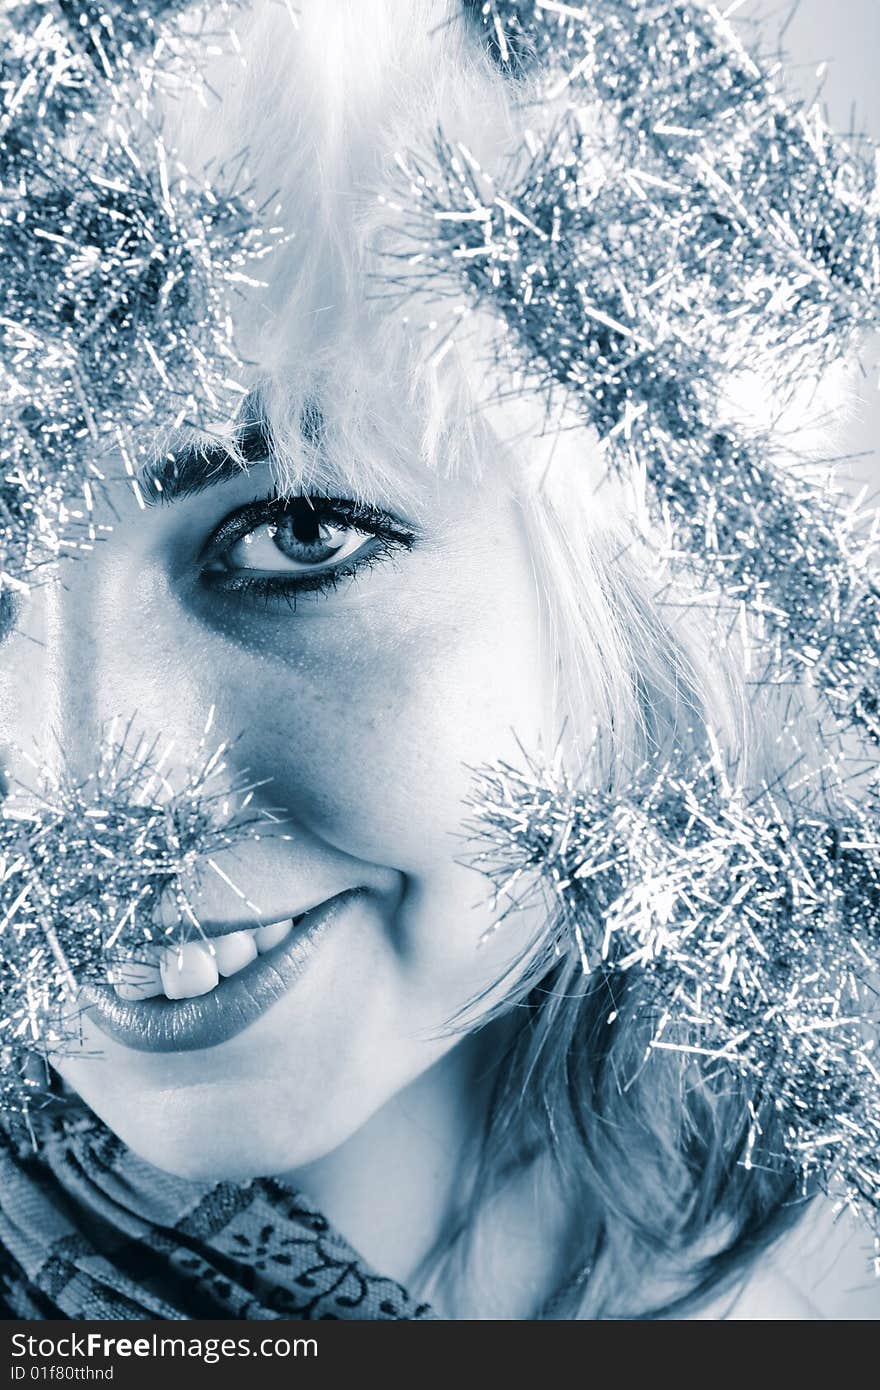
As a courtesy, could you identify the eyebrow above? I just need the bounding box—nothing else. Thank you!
[140,417,273,508]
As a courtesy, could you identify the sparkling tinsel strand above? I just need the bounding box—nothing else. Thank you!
[395,0,880,740]
[0,716,281,1115]
[466,750,880,1232]
[0,1,281,589]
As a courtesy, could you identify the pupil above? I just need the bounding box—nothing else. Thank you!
[275,499,324,550]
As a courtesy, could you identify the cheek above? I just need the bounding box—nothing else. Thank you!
[197,533,554,879]
[183,521,555,1008]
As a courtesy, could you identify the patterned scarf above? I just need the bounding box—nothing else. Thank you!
[0,1094,436,1320]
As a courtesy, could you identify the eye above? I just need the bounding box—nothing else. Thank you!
[199,494,416,602]
[206,498,371,578]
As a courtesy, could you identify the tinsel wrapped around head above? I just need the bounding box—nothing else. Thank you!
[0,0,878,1265]
[420,2,880,1241]
[466,748,880,1237]
[396,0,880,741]
[0,0,281,586]
[0,716,276,1115]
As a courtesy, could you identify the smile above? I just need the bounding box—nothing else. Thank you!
[83,889,360,1054]
[108,917,309,1003]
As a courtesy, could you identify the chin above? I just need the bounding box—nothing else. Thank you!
[53,1052,363,1183]
[102,1097,349,1183]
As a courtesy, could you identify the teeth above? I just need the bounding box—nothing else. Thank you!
[159,941,219,1000]
[253,918,294,953]
[211,929,258,977]
[111,917,299,1003]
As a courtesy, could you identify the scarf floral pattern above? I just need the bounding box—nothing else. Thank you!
[0,1096,436,1321]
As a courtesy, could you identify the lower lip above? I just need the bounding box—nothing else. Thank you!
[83,889,359,1054]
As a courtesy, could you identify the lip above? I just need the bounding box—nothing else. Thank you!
[83,888,360,1054]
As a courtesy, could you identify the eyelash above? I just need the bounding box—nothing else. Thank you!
[200,494,416,607]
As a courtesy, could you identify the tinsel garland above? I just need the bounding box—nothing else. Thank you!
[467,750,880,1233]
[0,717,276,1116]
[403,0,880,1237]
[0,0,878,1262]
[395,0,880,741]
[0,0,279,586]
[0,2,286,1121]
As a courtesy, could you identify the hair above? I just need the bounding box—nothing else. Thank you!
[157,0,837,1317]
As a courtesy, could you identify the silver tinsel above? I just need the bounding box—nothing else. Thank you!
[395,0,880,740]
[0,715,277,1114]
[467,749,880,1234]
[0,1,288,1117]
[0,0,280,586]
[0,0,878,1258]
[425,2,880,1239]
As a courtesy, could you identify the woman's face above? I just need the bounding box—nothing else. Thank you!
[0,0,559,1183]
[0,414,554,1179]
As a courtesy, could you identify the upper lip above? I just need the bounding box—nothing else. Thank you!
[84,888,361,1052]
[175,913,306,941]
[163,896,345,941]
